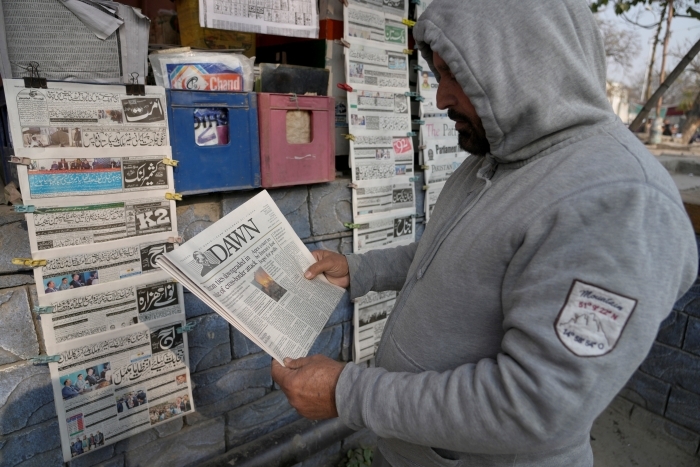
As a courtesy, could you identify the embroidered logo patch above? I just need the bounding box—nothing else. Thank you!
[555,280,637,357]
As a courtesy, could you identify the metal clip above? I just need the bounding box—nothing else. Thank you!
[168,236,183,244]
[33,306,54,314]
[343,134,356,141]
[12,258,47,267]
[337,83,354,92]
[126,72,146,96]
[13,205,36,213]
[339,39,351,48]
[165,193,182,201]
[344,223,362,230]
[161,158,179,167]
[413,64,423,71]
[406,132,417,137]
[347,183,358,189]
[30,355,61,364]
[9,157,32,166]
[402,19,416,27]
[23,62,47,89]
[176,320,198,334]
[412,120,425,125]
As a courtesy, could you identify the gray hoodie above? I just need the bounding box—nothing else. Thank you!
[335,1,699,466]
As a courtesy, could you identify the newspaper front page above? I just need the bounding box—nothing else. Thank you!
[39,273,184,349]
[353,213,415,253]
[424,180,444,222]
[157,191,345,364]
[50,319,194,462]
[347,89,411,136]
[348,0,407,20]
[353,291,396,363]
[345,43,409,92]
[199,0,319,38]
[344,4,407,52]
[423,138,470,184]
[417,54,444,119]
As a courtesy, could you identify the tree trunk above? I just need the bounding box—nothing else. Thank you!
[681,91,700,144]
[656,0,674,119]
[645,6,667,102]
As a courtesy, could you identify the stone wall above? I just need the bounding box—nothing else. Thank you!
[0,176,424,467]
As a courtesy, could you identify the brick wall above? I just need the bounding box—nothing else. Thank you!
[0,176,424,467]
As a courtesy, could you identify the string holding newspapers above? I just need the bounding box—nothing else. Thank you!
[157,191,345,365]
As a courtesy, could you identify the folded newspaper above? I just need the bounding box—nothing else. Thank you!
[156,191,345,364]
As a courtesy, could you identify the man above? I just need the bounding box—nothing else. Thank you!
[271,1,698,466]
[62,379,80,400]
[70,274,84,289]
[59,277,71,291]
[85,368,99,387]
[44,281,58,294]
[75,373,89,392]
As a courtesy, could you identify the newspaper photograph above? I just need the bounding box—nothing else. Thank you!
[25,198,177,254]
[199,0,319,38]
[348,90,411,136]
[353,213,415,253]
[345,43,409,92]
[157,191,345,364]
[3,79,169,149]
[353,291,396,363]
[39,273,184,350]
[350,135,415,221]
[49,319,194,462]
[422,138,470,184]
[344,4,407,52]
[417,55,444,117]
[348,0,407,20]
[35,237,176,298]
[425,180,445,222]
[15,151,175,205]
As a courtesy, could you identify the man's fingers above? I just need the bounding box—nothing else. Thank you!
[284,357,308,369]
[305,256,337,280]
[271,359,291,384]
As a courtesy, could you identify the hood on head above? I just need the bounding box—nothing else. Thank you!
[414,0,616,164]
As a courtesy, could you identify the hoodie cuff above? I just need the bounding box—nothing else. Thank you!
[345,254,374,300]
[335,362,369,431]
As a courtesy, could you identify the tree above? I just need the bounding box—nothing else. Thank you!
[597,18,640,71]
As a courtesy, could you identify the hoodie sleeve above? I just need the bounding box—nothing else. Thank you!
[335,182,697,454]
[345,243,419,300]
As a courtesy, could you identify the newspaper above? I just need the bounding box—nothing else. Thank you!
[348,0,407,20]
[350,135,415,221]
[345,43,410,92]
[25,198,177,255]
[49,318,194,462]
[199,0,319,38]
[424,180,444,222]
[417,55,444,117]
[35,237,176,298]
[353,213,415,253]
[423,138,470,184]
[353,291,396,363]
[39,273,184,349]
[348,90,411,136]
[157,191,345,364]
[3,79,169,150]
[344,4,407,52]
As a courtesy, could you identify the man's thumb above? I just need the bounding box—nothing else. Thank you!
[283,357,305,369]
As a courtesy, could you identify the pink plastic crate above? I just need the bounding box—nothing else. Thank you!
[257,93,335,188]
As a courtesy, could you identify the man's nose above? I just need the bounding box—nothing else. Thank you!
[435,81,454,111]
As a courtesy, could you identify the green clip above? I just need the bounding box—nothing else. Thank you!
[406,132,417,137]
[413,64,423,71]
[409,177,419,183]
[404,91,419,97]
[33,306,54,314]
[14,205,36,213]
[415,96,425,102]
[412,120,425,125]
[30,355,60,364]
[176,320,198,334]
[344,223,362,230]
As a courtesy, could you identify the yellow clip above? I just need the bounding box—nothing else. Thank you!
[12,258,47,267]
[343,134,356,141]
[162,158,179,167]
[165,193,182,201]
[403,49,414,55]
[402,19,416,27]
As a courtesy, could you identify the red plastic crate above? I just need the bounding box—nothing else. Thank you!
[257,93,336,188]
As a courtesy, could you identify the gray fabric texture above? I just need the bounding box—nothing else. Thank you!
[335,1,699,466]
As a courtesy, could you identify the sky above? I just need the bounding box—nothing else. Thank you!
[600,4,700,86]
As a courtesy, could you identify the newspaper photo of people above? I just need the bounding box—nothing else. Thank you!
[22,127,83,148]
[69,429,105,458]
[116,389,148,415]
[43,271,99,293]
[252,267,288,302]
[59,362,112,400]
[148,394,192,424]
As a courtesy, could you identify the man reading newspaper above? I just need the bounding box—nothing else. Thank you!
[270,1,698,466]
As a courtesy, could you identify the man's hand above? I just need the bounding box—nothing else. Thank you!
[305,250,350,289]
[271,355,346,420]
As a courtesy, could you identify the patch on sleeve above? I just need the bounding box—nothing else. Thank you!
[555,280,637,357]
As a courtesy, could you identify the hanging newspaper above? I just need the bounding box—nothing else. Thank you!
[422,139,470,185]
[198,0,319,38]
[156,191,345,364]
[343,4,407,52]
[24,198,177,255]
[348,90,411,136]
[424,180,444,222]
[353,213,415,253]
[39,273,184,348]
[353,291,396,363]
[345,43,409,92]
[351,135,415,221]
[417,55,443,117]
[348,0,407,20]
[35,237,176,298]
[3,79,169,150]
[49,318,194,462]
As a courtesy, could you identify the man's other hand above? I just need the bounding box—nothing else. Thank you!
[304,250,350,289]
[271,355,345,420]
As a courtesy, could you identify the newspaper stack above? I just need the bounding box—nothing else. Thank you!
[157,190,346,365]
[0,0,150,84]
[341,0,413,363]
[2,79,193,463]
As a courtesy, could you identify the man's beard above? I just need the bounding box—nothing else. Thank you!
[448,109,491,157]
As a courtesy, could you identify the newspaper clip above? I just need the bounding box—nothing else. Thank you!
[347,183,358,189]
[409,177,419,183]
[402,19,416,27]
[413,119,425,125]
[415,96,425,102]
[126,72,146,96]
[344,223,362,230]
[23,62,47,89]
[162,158,179,167]
[339,39,351,48]
[13,205,36,213]
[337,83,354,92]
[9,157,32,166]
[338,0,348,7]
[419,145,427,150]
[423,185,429,191]
[33,306,54,314]
[176,320,199,334]
[407,132,417,137]
[343,134,356,141]
[413,64,423,71]
[168,236,183,244]
[402,49,414,55]
[165,193,183,201]
[421,165,429,170]
[411,0,421,4]
[30,355,61,365]
[12,258,47,267]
